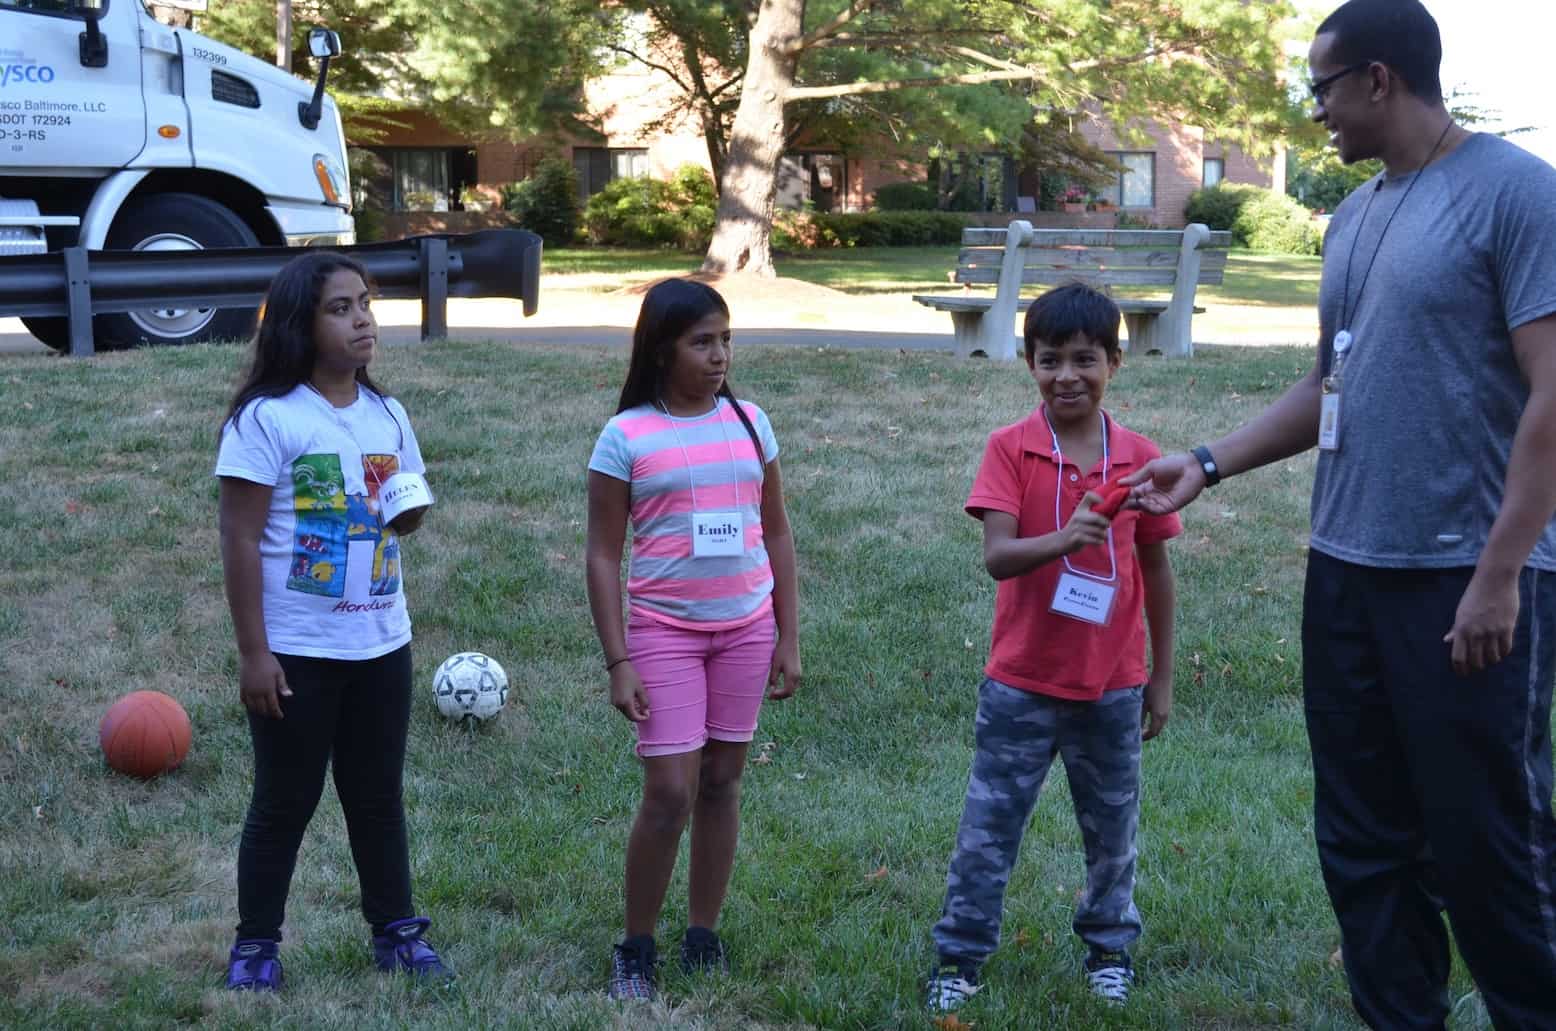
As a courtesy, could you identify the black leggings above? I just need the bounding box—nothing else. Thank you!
[235,644,415,942]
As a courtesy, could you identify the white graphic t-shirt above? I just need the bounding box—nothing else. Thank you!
[215,384,426,660]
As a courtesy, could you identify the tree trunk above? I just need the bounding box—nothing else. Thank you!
[700,0,803,277]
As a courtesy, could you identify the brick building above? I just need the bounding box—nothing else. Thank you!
[357,56,1281,238]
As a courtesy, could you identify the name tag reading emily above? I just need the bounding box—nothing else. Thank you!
[1050,571,1117,626]
[692,511,744,557]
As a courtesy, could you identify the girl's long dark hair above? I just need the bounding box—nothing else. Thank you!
[617,278,764,461]
[221,251,389,434]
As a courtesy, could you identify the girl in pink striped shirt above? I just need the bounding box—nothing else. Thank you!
[586,279,801,1001]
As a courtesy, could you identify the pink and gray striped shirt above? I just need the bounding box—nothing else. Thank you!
[589,398,779,630]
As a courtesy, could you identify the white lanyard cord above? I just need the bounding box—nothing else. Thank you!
[1043,405,1117,583]
[658,398,742,511]
[309,384,387,493]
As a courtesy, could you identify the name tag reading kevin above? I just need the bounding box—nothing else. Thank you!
[1050,572,1117,626]
[692,511,744,557]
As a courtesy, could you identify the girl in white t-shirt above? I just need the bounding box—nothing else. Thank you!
[214,252,450,992]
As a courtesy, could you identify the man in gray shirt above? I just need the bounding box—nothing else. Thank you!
[1127,1,1556,1026]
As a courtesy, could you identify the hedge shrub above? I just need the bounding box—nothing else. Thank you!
[582,164,718,249]
[502,157,580,245]
[772,210,967,249]
[873,181,937,211]
[1235,190,1323,256]
[1185,181,1321,255]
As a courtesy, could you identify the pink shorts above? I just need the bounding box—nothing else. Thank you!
[627,611,777,758]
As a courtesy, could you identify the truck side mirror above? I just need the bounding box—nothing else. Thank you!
[308,29,343,60]
[68,0,108,69]
[298,27,343,130]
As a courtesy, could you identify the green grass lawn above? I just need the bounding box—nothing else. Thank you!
[543,246,1322,310]
[0,340,1491,1029]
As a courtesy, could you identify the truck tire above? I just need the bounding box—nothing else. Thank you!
[94,193,263,350]
[20,316,71,352]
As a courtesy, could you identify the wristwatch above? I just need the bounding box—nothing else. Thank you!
[1191,445,1222,487]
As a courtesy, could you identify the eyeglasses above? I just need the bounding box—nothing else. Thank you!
[1308,61,1371,104]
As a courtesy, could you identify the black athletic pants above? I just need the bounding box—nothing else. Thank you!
[235,643,415,942]
[1303,552,1556,1030]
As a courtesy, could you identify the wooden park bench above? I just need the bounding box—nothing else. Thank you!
[912,221,1232,359]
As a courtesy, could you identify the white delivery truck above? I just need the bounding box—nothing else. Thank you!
[0,0,353,350]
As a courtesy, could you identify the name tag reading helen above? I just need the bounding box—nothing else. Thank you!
[1050,571,1117,626]
[692,511,744,557]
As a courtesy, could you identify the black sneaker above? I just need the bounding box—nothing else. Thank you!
[1084,949,1134,1003]
[680,926,728,974]
[609,935,657,1001]
[926,957,981,1012]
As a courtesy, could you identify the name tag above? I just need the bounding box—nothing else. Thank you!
[1318,393,1341,452]
[691,511,744,557]
[1050,571,1117,626]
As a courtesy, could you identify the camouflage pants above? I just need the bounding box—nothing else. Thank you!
[932,677,1144,967]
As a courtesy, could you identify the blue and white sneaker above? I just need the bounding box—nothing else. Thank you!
[926,958,981,1012]
[372,916,454,983]
[225,939,282,992]
[1084,949,1134,1003]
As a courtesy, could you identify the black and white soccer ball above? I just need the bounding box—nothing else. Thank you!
[431,652,509,722]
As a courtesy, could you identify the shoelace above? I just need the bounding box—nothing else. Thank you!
[928,972,979,1009]
[612,947,654,997]
[1087,964,1132,1000]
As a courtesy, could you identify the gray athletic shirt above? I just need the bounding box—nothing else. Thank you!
[1310,132,1556,570]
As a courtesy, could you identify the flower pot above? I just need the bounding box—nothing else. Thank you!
[1061,202,1085,213]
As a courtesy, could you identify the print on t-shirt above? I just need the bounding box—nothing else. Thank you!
[287,452,402,598]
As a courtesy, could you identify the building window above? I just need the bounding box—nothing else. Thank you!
[573,147,650,200]
[1203,157,1225,188]
[358,148,477,212]
[390,150,450,212]
[1105,152,1155,208]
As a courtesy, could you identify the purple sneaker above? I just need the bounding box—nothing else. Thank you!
[225,939,282,991]
[372,916,454,982]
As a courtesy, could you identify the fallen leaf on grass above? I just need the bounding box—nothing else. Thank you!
[751,753,772,765]
[932,1015,975,1031]
[1012,928,1032,948]
[866,866,888,882]
[1171,841,1187,856]
[65,500,82,515]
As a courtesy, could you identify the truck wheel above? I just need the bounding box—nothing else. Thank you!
[97,193,262,349]
[20,317,71,353]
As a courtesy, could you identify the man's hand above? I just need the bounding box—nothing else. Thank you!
[1444,570,1520,676]
[1122,454,1207,516]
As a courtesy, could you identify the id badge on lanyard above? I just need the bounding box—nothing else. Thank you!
[661,400,750,560]
[1043,407,1119,626]
[1050,570,1118,626]
[1320,332,1353,453]
[692,511,744,557]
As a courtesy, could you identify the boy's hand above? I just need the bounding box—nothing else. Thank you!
[609,661,650,722]
[1060,492,1113,554]
[1143,670,1172,741]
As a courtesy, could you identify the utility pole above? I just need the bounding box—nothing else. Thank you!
[276,0,292,72]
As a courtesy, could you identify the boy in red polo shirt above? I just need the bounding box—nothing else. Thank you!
[926,283,1180,1012]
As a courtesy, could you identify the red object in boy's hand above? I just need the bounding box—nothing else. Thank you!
[1093,472,1134,519]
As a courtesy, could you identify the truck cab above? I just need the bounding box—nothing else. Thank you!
[0,0,353,349]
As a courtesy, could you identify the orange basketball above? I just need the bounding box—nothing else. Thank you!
[99,691,191,779]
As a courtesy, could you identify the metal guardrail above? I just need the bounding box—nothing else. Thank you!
[0,228,543,357]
